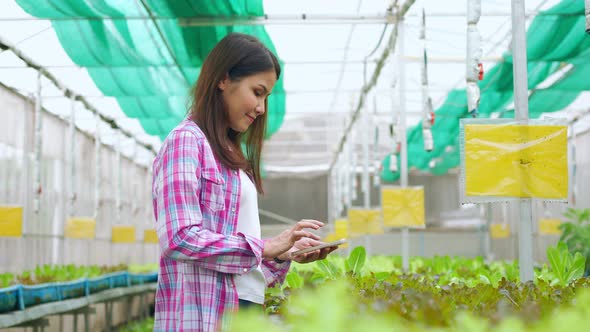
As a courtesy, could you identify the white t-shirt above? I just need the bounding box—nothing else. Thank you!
[234,169,266,304]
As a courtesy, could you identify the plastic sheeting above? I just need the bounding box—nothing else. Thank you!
[460,119,568,202]
[15,0,286,140]
[382,0,589,181]
[381,186,425,228]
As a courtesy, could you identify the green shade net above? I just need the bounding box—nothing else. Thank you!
[16,0,286,140]
[382,0,590,182]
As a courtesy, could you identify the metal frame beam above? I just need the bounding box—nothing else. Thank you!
[0,36,156,154]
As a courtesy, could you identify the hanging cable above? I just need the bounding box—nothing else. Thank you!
[328,0,365,112]
[0,36,156,155]
[363,23,389,86]
[329,0,417,171]
[466,0,482,118]
[420,9,434,152]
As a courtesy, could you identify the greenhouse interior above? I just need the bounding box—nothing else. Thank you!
[0,0,590,331]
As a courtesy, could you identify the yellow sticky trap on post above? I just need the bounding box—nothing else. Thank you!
[322,232,338,242]
[348,209,367,238]
[144,229,158,243]
[381,186,425,228]
[462,122,568,200]
[348,208,382,237]
[366,209,384,235]
[334,219,348,239]
[64,217,96,239]
[539,218,562,235]
[333,219,349,248]
[490,224,510,239]
[112,225,136,243]
[0,206,23,237]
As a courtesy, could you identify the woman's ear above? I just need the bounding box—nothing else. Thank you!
[218,73,230,91]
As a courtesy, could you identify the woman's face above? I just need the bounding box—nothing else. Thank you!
[219,70,277,133]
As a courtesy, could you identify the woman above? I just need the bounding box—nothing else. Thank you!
[151,33,337,331]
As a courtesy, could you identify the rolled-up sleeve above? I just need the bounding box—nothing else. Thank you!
[260,239,291,287]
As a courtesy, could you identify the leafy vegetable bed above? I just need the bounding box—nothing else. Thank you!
[248,243,590,331]
[0,264,158,313]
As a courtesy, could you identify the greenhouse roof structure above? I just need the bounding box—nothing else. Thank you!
[0,0,589,176]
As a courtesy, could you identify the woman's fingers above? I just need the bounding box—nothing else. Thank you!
[294,220,324,231]
[299,238,322,247]
[292,230,321,241]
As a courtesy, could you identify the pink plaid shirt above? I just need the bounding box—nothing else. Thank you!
[152,119,290,331]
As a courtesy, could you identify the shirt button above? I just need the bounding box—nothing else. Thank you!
[231,208,236,212]
[243,268,248,273]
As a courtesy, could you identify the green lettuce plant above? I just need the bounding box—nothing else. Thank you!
[0,273,14,288]
[546,241,586,286]
[559,208,590,276]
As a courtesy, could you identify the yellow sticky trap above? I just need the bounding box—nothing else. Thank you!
[112,225,136,243]
[333,219,349,248]
[348,209,366,238]
[322,232,338,242]
[367,210,384,235]
[381,187,425,228]
[144,229,158,243]
[539,218,562,235]
[490,224,510,239]
[334,219,348,238]
[464,124,568,199]
[0,206,23,237]
[64,217,96,239]
[348,208,382,237]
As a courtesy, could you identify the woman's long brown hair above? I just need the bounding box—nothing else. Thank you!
[189,33,281,194]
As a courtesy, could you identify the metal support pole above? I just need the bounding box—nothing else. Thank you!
[84,310,89,332]
[398,20,410,272]
[105,302,112,332]
[68,95,76,218]
[22,94,33,238]
[570,123,577,206]
[346,128,353,208]
[33,72,42,215]
[484,203,493,260]
[94,113,101,220]
[511,0,534,282]
[362,104,371,255]
[327,168,334,224]
[116,134,122,225]
[351,130,358,202]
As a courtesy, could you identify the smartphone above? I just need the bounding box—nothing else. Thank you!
[291,239,347,257]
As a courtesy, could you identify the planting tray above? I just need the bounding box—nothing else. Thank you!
[21,283,60,307]
[0,285,23,313]
[88,275,110,294]
[106,272,129,289]
[58,279,88,300]
[129,272,158,285]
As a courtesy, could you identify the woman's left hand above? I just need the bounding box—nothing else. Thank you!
[286,238,338,264]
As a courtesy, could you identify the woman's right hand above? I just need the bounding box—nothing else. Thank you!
[262,219,324,260]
